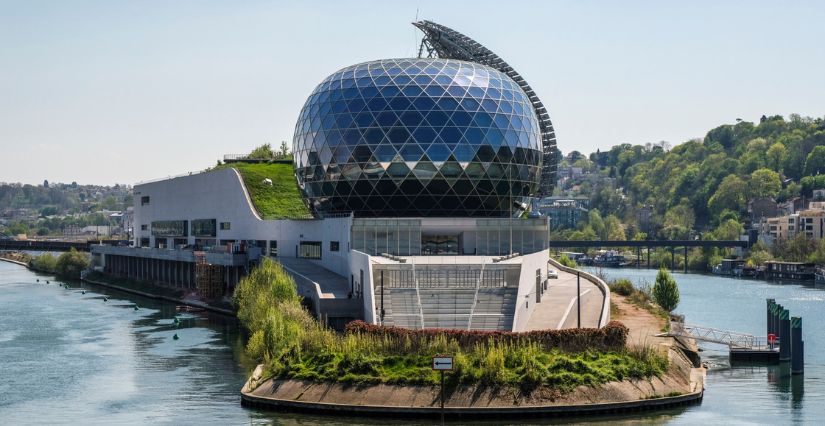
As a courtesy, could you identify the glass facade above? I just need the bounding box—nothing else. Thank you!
[151,220,187,237]
[294,58,543,217]
[351,218,547,256]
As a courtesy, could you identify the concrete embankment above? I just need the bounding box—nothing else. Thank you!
[0,256,30,268]
[241,357,703,418]
[81,276,235,316]
[0,255,235,316]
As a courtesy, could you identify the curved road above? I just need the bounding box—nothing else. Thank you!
[524,267,604,330]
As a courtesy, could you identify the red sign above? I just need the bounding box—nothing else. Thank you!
[768,333,777,344]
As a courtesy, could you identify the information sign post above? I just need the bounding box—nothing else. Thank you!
[432,356,453,425]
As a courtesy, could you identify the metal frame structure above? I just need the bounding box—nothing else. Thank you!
[670,322,757,349]
[414,20,557,197]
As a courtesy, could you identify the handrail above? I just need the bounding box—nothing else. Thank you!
[411,259,425,329]
[467,258,485,330]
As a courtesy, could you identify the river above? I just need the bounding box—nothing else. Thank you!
[1,260,822,424]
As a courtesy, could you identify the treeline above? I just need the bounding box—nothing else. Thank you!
[566,114,825,239]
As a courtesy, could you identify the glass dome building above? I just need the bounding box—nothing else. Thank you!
[293,58,543,217]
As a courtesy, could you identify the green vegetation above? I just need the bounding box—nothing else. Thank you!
[30,253,58,272]
[214,162,309,219]
[609,278,669,322]
[236,258,667,393]
[29,249,90,279]
[246,142,292,161]
[555,115,825,269]
[557,254,578,268]
[609,278,635,296]
[55,249,91,279]
[653,269,680,313]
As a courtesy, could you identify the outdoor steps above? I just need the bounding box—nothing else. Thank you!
[379,286,517,331]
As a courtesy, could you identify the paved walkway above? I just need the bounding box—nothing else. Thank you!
[524,267,603,330]
[277,258,350,299]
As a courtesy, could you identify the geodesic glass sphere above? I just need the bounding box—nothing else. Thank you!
[293,58,543,217]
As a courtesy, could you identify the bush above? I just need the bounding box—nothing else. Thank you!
[55,248,89,279]
[609,279,635,296]
[30,253,58,272]
[558,254,578,268]
[344,320,629,353]
[653,268,680,312]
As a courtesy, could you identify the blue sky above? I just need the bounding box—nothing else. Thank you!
[1,1,824,185]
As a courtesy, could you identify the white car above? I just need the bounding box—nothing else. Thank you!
[548,269,559,279]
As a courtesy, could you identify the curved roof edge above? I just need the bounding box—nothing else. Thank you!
[413,20,557,197]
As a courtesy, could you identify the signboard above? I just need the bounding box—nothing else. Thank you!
[432,356,453,371]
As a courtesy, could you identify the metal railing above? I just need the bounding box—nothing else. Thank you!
[669,322,757,349]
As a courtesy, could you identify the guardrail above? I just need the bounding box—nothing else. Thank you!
[547,257,611,328]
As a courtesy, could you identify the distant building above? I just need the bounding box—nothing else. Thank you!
[636,205,654,236]
[534,197,588,229]
[748,197,778,223]
[760,207,825,246]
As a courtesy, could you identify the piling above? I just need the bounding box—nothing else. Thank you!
[791,317,804,374]
[779,308,791,362]
[766,299,775,336]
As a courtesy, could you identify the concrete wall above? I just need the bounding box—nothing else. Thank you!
[133,168,352,274]
[349,250,376,324]
[511,249,549,331]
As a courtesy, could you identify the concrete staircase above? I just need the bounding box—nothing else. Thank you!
[376,264,519,331]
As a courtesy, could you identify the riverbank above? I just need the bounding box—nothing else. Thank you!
[81,273,235,316]
[0,253,235,316]
[0,251,32,267]
[241,288,704,419]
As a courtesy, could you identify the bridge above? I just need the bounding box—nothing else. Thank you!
[0,239,129,252]
[668,322,758,349]
[548,239,750,273]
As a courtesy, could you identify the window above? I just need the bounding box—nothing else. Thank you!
[299,241,322,259]
[330,241,340,252]
[141,196,150,205]
[269,240,278,257]
[139,237,150,247]
[220,222,231,230]
[151,220,188,237]
[191,219,217,237]
[141,224,148,231]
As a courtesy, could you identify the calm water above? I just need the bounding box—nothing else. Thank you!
[1,261,823,425]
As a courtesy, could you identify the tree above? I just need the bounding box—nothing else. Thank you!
[279,141,290,158]
[55,248,90,279]
[708,174,748,217]
[248,143,275,160]
[749,168,781,199]
[803,146,825,176]
[653,268,680,312]
[766,142,787,172]
[605,214,626,240]
[713,218,744,240]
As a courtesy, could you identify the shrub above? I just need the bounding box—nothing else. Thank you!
[558,254,578,268]
[653,268,680,312]
[30,253,58,272]
[344,320,629,353]
[609,278,635,296]
[55,249,89,278]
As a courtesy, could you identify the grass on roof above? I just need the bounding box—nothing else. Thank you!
[214,162,310,219]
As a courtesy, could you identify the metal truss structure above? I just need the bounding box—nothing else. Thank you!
[670,321,757,348]
[414,20,557,198]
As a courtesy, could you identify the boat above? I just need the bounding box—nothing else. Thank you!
[816,268,825,284]
[592,250,627,268]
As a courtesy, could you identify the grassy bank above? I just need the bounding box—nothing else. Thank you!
[237,258,668,393]
[214,162,309,219]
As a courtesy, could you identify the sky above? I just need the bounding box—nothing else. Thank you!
[1,1,824,185]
